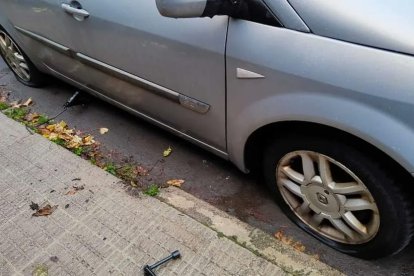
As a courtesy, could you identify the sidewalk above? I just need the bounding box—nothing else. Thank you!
[0,113,340,276]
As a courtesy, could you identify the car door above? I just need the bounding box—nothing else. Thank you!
[62,0,228,153]
[0,0,84,81]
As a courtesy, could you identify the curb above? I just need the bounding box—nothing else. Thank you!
[158,187,343,276]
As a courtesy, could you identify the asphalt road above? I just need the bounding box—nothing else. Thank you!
[1,59,413,275]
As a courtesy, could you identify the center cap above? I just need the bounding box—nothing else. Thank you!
[317,193,329,205]
[301,184,341,217]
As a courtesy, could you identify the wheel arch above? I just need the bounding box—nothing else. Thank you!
[243,120,414,189]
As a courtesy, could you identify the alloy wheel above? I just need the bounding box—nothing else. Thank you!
[276,151,380,244]
[0,31,31,81]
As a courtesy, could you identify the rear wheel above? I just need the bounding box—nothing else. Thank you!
[0,29,46,87]
[263,135,414,259]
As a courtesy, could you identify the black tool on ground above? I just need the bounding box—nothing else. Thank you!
[63,91,82,108]
[144,250,181,276]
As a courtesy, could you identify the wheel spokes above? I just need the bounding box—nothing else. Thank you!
[280,178,303,198]
[281,166,305,184]
[300,152,315,182]
[309,213,325,227]
[318,155,333,185]
[344,198,376,211]
[330,218,357,240]
[330,182,365,195]
[343,211,369,236]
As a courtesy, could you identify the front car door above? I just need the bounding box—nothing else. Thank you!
[64,0,228,154]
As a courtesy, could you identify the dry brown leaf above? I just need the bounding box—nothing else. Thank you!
[274,230,284,240]
[311,254,320,261]
[293,242,306,253]
[65,185,85,195]
[25,113,40,122]
[22,98,33,107]
[83,135,95,146]
[275,229,305,251]
[99,128,109,135]
[166,179,185,187]
[65,189,77,195]
[11,98,33,108]
[0,94,8,102]
[66,135,82,148]
[32,204,58,217]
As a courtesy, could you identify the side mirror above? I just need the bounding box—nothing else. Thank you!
[155,0,245,18]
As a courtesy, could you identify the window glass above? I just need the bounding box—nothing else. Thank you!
[235,0,282,27]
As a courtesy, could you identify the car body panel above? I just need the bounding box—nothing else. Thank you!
[1,0,228,151]
[0,0,86,79]
[289,0,414,55]
[1,0,414,179]
[226,19,414,173]
[67,0,228,150]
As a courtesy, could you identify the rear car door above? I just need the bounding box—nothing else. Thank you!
[63,0,228,153]
[0,0,84,81]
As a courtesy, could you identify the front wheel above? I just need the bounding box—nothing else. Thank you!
[263,135,414,259]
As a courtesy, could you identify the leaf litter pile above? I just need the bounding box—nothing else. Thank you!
[0,91,185,197]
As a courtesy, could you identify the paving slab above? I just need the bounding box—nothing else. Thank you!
[0,112,340,276]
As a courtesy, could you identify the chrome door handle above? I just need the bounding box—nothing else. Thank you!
[61,3,89,21]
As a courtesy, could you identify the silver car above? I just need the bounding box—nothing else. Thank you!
[1,0,413,259]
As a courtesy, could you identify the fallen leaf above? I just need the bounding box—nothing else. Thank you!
[66,135,82,148]
[0,94,7,102]
[293,242,306,253]
[130,181,138,187]
[274,230,284,240]
[65,185,85,195]
[82,135,95,146]
[311,254,320,261]
[166,179,185,187]
[25,113,40,122]
[99,127,109,135]
[65,190,77,195]
[32,204,58,217]
[30,201,39,211]
[163,146,172,157]
[22,97,33,107]
[11,98,33,108]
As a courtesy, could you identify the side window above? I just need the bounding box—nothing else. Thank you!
[235,0,282,27]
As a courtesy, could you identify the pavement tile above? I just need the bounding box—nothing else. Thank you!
[0,113,286,275]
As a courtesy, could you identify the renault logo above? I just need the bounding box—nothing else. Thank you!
[317,193,329,205]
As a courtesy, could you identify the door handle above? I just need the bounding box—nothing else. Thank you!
[61,2,89,21]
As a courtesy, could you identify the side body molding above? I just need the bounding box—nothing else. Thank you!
[15,26,210,115]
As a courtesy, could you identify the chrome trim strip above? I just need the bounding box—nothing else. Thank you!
[14,26,70,54]
[75,53,180,102]
[44,64,227,158]
[14,26,210,114]
[75,53,210,114]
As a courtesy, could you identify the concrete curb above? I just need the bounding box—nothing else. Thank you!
[158,188,342,276]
